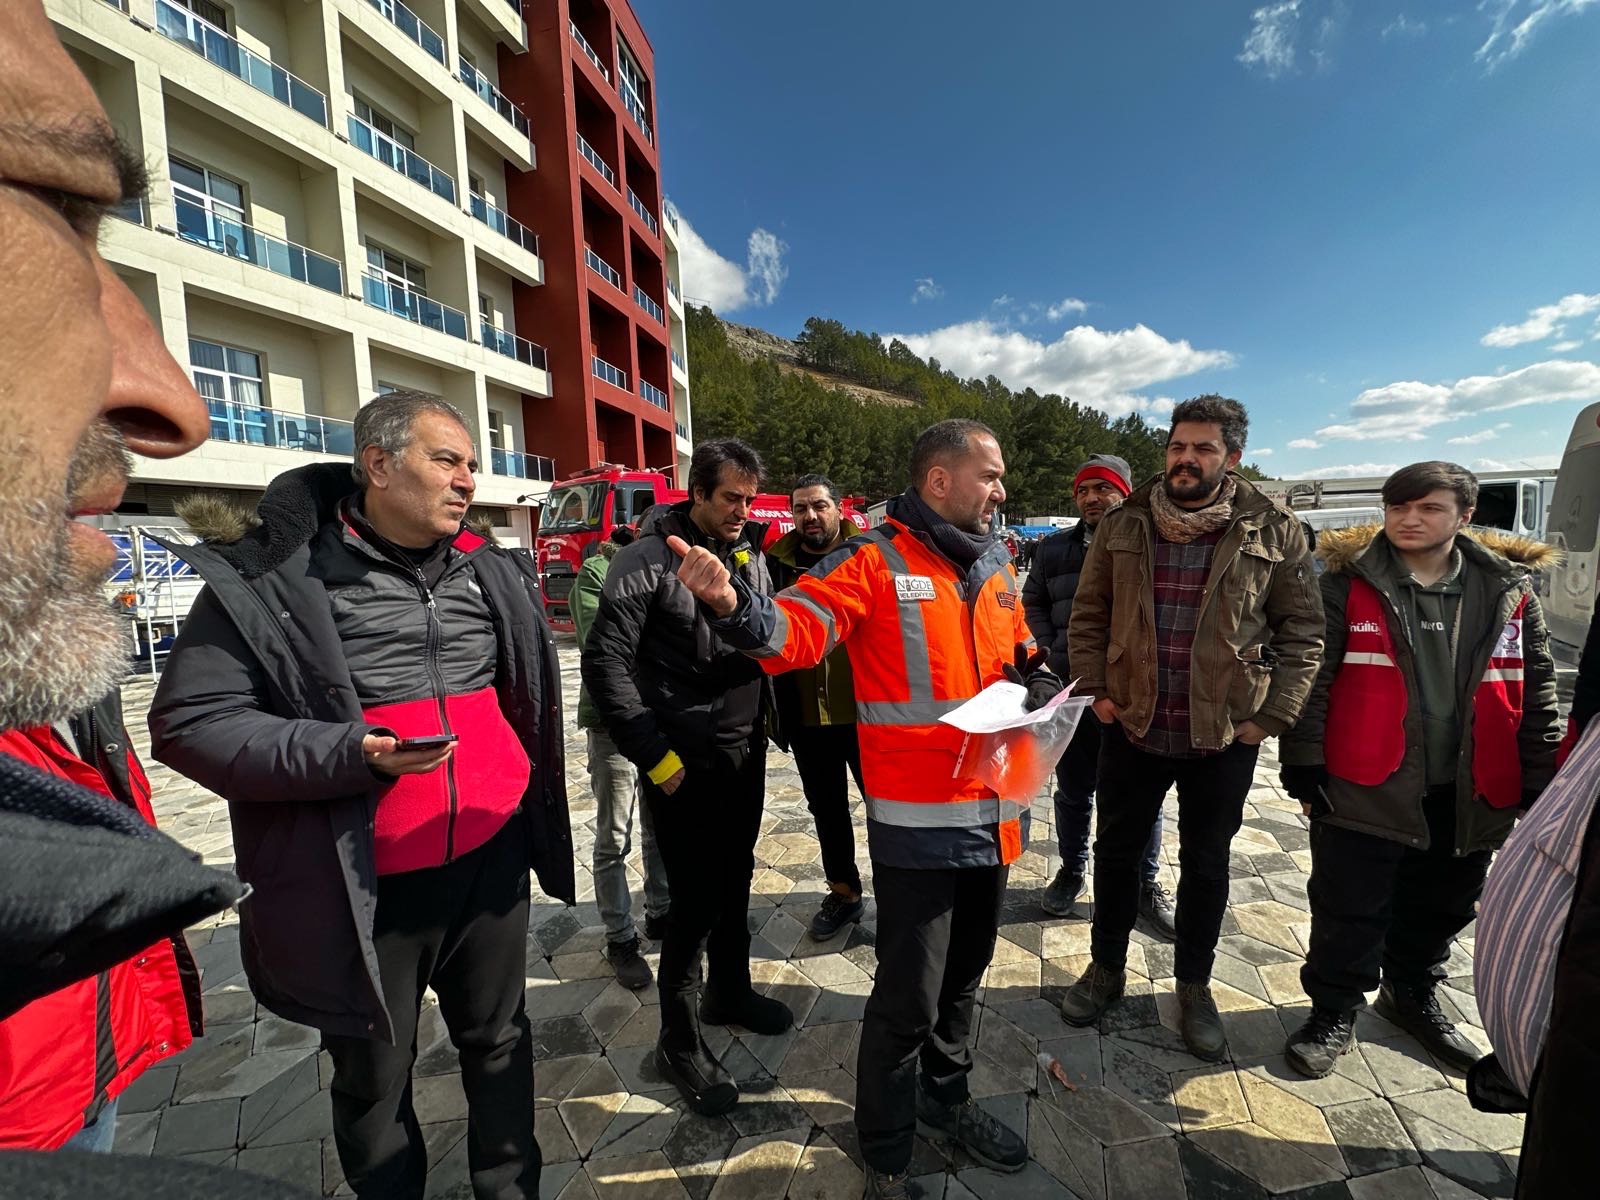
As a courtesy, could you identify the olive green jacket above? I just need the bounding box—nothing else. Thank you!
[766,522,863,730]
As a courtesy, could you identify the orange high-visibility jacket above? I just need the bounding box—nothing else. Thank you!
[718,515,1035,869]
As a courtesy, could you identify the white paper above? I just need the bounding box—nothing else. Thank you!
[939,680,1090,734]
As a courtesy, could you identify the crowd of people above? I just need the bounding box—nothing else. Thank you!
[3,5,1600,1199]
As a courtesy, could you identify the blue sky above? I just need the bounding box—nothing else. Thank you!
[633,0,1600,478]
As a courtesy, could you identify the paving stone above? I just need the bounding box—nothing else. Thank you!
[805,980,873,1025]
[584,1149,691,1199]
[1392,1088,1525,1153]
[590,1091,680,1160]
[235,1140,322,1193]
[154,1097,242,1155]
[1238,1070,1345,1173]
[787,1131,864,1200]
[1245,1056,1378,1107]
[1048,1085,1171,1146]
[582,980,644,1046]
[1189,1123,1346,1193]
[1175,1136,1270,1199]
[1324,1099,1423,1176]
[118,1064,178,1114]
[782,1066,856,1127]
[112,1109,162,1156]
[706,1126,808,1199]
[243,1089,333,1149]
[661,1109,739,1200]
[238,1050,319,1144]
[1101,1040,1179,1130]
[531,1013,605,1060]
[558,1057,629,1157]
[537,1053,602,1108]
[1104,1134,1185,1200]
[1171,1064,1251,1132]
[1358,1038,1450,1099]
[956,1160,1078,1199]
[1393,1113,1517,1197]
[1346,1166,1436,1199]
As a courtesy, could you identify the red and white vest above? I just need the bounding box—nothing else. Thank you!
[1324,578,1527,809]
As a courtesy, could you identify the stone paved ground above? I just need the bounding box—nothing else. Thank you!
[115,636,1521,1199]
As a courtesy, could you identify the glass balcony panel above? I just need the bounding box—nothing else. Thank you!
[640,379,669,410]
[458,57,532,139]
[173,194,343,293]
[569,20,609,81]
[633,286,664,324]
[627,188,659,236]
[491,447,555,481]
[153,0,328,126]
[479,321,549,370]
[575,133,615,186]
[364,0,444,63]
[362,272,468,339]
[670,349,686,371]
[584,246,622,289]
[348,116,456,204]
[468,193,539,255]
[591,355,628,391]
[205,398,356,454]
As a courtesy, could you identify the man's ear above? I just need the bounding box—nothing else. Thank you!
[362,446,390,489]
[1226,448,1244,470]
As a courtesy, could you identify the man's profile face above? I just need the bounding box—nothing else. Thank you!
[363,412,478,546]
[926,434,1007,536]
[692,467,758,543]
[791,485,841,551]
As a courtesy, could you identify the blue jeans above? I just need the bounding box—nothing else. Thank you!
[62,1097,118,1152]
[1054,717,1162,886]
[587,727,669,944]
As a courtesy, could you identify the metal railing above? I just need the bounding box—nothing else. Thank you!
[675,421,688,439]
[364,0,444,64]
[671,348,686,372]
[174,195,342,293]
[575,132,615,186]
[479,321,549,370]
[347,115,456,204]
[569,20,609,81]
[592,354,628,391]
[584,246,622,289]
[457,57,532,140]
[491,447,555,481]
[154,0,328,126]
[621,88,652,144]
[627,188,659,235]
[468,194,539,255]
[666,276,681,301]
[633,285,663,324]
[98,0,130,11]
[207,398,356,455]
[362,271,468,339]
[666,207,679,233]
[639,379,669,410]
[112,196,148,227]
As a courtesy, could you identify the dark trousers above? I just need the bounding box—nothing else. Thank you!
[322,818,537,1200]
[855,862,1007,1175]
[1053,716,1162,884]
[1302,784,1492,1013]
[645,743,766,1049]
[1091,722,1258,982]
[788,722,865,895]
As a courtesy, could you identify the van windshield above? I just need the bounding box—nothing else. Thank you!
[1473,482,1518,533]
[540,483,607,533]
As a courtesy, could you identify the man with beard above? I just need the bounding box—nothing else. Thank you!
[1061,396,1323,1061]
[768,474,868,940]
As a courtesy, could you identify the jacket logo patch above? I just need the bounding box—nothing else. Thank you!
[1349,620,1381,633]
[1494,619,1522,658]
[996,591,1017,610]
[895,574,936,602]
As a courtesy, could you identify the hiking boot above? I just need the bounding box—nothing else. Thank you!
[1286,1007,1358,1078]
[1140,882,1178,938]
[654,1038,738,1116]
[1041,868,1087,917]
[1059,960,1125,1027]
[1375,981,1483,1072]
[1177,981,1227,1061]
[809,889,865,940]
[698,987,793,1036]
[862,1169,923,1200]
[914,1091,1026,1173]
[644,911,670,942]
[606,936,652,991]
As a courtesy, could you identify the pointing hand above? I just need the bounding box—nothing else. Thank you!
[664,535,738,616]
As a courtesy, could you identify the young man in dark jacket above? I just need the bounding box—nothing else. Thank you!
[1280,462,1560,1078]
[149,392,573,1200]
[580,439,791,1117]
[1023,454,1174,934]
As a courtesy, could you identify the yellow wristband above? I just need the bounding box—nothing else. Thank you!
[647,751,684,785]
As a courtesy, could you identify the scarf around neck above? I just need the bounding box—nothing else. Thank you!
[1149,474,1238,544]
[888,489,995,569]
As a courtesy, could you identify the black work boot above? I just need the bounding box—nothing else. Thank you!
[810,887,865,940]
[1139,882,1178,938]
[1286,1007,1358,1078]
[606,936,652,991]
[698,986,793,1036]
[1059,960,1126,1027]
[655,1037,739,1115]
[914,1090,1026,1173]
[1177,981,1227,1061]
[862,1169,923,1200]
[1040,868,1087,917]
[1375,981,1482,1072]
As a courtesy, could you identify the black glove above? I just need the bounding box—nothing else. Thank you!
[1280,764,1330,809]
[1003,644,1063,712]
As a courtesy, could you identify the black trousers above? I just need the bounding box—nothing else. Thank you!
[1302,784,1492,1013]
[644,742,766,1049]
[855,862,1007,1175]
[322,818,537,1200]
[1091,722,1258,982]
[788,722,865,895]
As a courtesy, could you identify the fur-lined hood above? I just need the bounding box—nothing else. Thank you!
[1316,522,1561,575]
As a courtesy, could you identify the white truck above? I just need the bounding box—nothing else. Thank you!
[1542,402,1600,659]
[1257,470,1558,541]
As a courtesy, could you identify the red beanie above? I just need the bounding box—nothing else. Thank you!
[1072,463,1132,497]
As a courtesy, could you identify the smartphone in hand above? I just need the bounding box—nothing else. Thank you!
[393,734,458,751]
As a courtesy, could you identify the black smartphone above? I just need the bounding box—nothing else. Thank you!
[393,733,459,751]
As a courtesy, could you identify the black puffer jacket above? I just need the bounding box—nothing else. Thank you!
[1021,522,1090,679]
[581,501,771,774]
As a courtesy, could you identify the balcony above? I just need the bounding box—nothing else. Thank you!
[621,88,652,144]
[480,321,549,370]
[469,194,538,254]
[458,57,532,140]
[627,188,659,236]
[153,0,329,127]
[569,20,609,81]
[584,246,622,290]
[592,354,628,391]
[675,421,688,439]
[666,276,681,301]
[207,398,356,455]
[576,133,615,187]
[640,379,669,410]
[112,196,148,227]
[633,285,663,324]
[98,0,129,10]
[362,272,468,339]
[174,195,343,293]
[364,0,444,65]
[671,348,686,372]
[348,115,456,204]
[491,447,555,481]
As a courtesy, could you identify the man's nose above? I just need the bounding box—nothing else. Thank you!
[97,259,209,458]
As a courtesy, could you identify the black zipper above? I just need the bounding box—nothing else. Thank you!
[410,565,460,864]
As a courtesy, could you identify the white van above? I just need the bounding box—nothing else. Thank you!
[1543,402,1600,656]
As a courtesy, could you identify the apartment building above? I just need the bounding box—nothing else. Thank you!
[664,203,692,482]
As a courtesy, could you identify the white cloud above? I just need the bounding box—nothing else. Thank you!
[1301,462,1400,479]
[1288,437,1323,449]
[1238,0,1301,77]
[1252,448,1276,457]
[665,202,788,311]
[1383,13,1427,37]
[1446,428,1500,445]
[1477,0,1600,68]
[1476,453,1563,470]
[911,277,944,304]
[1045,298,1090,321]
[1551,339,1583,352]
[884,320,1234,416]
[1481,292,1600,347]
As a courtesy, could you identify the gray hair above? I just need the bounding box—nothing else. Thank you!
[352,390,471,485]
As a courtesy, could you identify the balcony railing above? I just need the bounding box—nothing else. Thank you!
[98,0,130,11]
[627,188,659,236]
[675,421,688,439]
[569,20,609,81]
[584,246,622,290]
[480,321,549,371]
[348,115,456,203]
[634,286,664,324]
[575,132,615,186]
[666,207,679,233]
[154,0,328,127]
[362,272,468,339]
[174,196,343,294]
[112,196,148,227]
[207,398,356,455]
[640,379,670,410]
[621,88,652,144]
[364,0,444,64]
[491,447,555,481]
[458,57,531,140]
[666,276,681,301]
[592,354,628,391]
[468,194,538,255]
[671,348,686,372]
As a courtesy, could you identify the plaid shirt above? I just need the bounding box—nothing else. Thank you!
[1130,526,1226,758]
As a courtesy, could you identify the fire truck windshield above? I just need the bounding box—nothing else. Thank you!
[540,482,607,532]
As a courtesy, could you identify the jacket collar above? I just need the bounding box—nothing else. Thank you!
[1121,470,1275,522]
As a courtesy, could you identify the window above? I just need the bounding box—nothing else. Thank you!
[366,244,427,294]
[172,0,227,29]
[468,173,484,199]
[616,39,648,119]
[478,293,494,322]
[1521,482,1540,534]
[487,408,504,450]
[353,97,415,149]
[170,156,246,253]
[613,484,655,526]
[190,338,269,445]
[375,381,402,397]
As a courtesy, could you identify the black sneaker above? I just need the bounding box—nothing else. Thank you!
[863,1170,923,1200]
[606,936,652,991]
[914,1091,1026,1173]
[1059,960,1125,1027]
[654,1038,738,1116]
[698,987,794,1035]
[1177,981,1226,1061]
[1375,981,1482,1073]
[1285,1007,1357,1078]
[644,911,670,942]
[809,890,865,940]
[1041,868,1087,917]
[1139,882,1177,938]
